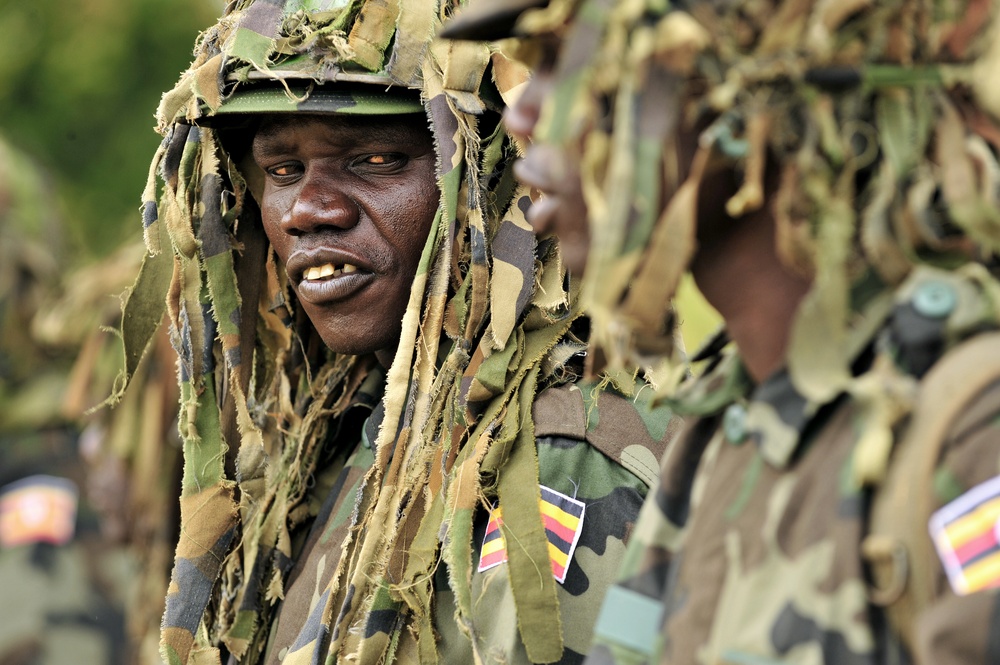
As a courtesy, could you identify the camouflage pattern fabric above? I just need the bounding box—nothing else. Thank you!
[587,265,1000,664]
[261,380,676,664]
[0,535,130,665]
[496,0,1000,392]
[29,235,184,665]
[121,0,673,663]
[446,0,1000,662]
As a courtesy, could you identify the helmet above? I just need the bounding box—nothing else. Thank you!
[156,0,435,126]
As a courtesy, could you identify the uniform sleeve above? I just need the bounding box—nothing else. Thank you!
[435,383,678,665]
[914,381,1000,665]
[581,486,672,665]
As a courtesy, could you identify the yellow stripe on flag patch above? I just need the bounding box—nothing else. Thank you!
[478,484,587,584]
[942,496,1000,549]
[540,499,582,533]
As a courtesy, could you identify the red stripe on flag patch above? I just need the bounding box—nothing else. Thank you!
[478,507,508,572]
[540,486,586,583]
[477,485,587,584]
[542,513,579,545]
[930,474,1000,595]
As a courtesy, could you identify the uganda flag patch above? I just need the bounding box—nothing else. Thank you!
[0,475,78,547]
[478,485,586,584]
[929,474,1000,595]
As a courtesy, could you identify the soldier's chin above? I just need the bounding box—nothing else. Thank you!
[318,325,402,360]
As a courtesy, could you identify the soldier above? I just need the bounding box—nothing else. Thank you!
[0,135,130,664]
[124,1,676,664]
[32,235,184,665]
[444,0,1000,663]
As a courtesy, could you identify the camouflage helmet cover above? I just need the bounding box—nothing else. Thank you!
[156,0,435,126]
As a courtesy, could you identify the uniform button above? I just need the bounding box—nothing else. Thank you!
[723,403,747,444]
[912,280,957,319]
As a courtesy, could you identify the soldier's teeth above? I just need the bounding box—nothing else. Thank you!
[304,264,336,281]
[342,264,358,274]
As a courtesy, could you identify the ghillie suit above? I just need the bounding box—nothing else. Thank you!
[451,0,1000,663]
[33,236,182,665]
[484,0,1000,392]
[120,1,672,664]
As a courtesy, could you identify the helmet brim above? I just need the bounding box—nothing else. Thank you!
[211,82,425,117]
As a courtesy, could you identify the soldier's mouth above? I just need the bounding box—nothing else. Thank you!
[302,262,360,282]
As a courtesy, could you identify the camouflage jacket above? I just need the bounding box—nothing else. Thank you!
[586,265,1000,665]
[261,379,677,665]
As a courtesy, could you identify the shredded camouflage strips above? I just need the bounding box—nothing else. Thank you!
[514,0,1000,396]
[113,0,619,663]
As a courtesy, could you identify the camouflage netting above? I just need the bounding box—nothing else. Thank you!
[118,0,590,663]
[512,0,1000,396]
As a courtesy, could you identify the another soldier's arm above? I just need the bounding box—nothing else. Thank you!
[910,381,1000,665]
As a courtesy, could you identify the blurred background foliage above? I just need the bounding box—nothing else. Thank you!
[0,5,222,662]
[0,0,224,262]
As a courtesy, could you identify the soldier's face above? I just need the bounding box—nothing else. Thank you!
[252,114,438,361]
[504,38,591,277]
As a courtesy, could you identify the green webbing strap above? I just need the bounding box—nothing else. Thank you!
[496,362,563,664]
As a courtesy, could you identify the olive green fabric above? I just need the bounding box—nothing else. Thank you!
[261,381,676,664]
[36,238,183,665]
[472,0,1000,663]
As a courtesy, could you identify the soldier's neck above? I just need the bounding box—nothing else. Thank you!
[691,209,811,385]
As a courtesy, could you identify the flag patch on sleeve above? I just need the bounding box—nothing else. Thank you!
[477,485,586,584]
[0,475,78,547]
[929,474,1000,595]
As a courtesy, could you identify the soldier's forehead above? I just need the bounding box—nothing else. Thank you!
[251,114,433,156]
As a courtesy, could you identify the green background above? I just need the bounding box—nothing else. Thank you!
[0,0,224,262]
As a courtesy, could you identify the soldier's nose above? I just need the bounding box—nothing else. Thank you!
[504,70,554,143]
[281,175,360,236]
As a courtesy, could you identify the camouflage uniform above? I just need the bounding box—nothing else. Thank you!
[588,265,1000,665]
[125,1,678,663]
[442,0,1000,663]
[34,237,183,665]
[262,379,675,665]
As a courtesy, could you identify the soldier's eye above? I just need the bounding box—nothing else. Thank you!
[354,153,408,171]
[363,154,404,166]
[264,162,302,181]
